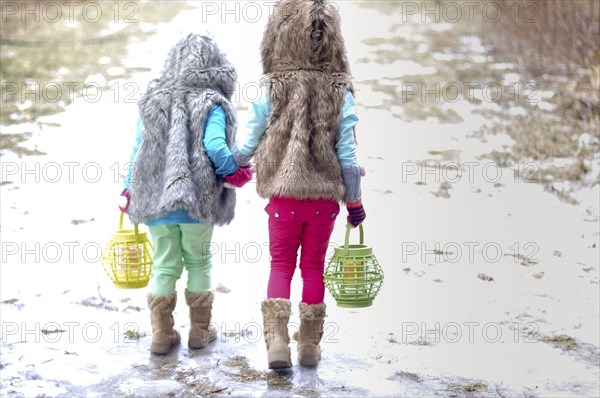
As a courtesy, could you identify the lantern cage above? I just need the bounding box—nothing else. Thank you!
[324,224,384,308]
[101,213,154,289]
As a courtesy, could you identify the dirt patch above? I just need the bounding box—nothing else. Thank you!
[504,253,538,267]
[294,385,320,397]
[391,370,422,383]
[215,284,231,293]
[477,273,494,282]
[431,182,452,198]
[79,296,118,312]
[70,218,95,225]
[219,356,292,388]
[174,368,228,395]
[532,272,545,280]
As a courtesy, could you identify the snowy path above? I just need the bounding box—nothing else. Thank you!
[1,2,598,397]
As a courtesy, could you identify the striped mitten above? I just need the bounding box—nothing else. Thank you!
[346,199,366,227]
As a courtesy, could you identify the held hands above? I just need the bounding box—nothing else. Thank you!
[224,165,253,189]
[346,199,366,228]
[118,189,131,213]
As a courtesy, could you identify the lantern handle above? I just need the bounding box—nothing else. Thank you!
[343,223,364,254]
[119,212,140,236]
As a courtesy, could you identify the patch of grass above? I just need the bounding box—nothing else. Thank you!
[503,113,579,160]
[357,0,405,14]
[356,0,599,205]
[428,149,462,162]
[474,0,600,197]
[479,150,516,168]
[124,330,145,340]
[408,339,432,346]
[482,0,600,114]
[392,370,421,383]
[449,382,487,394]
[1,133,29,150]
[544,185,579,205]
[370,82,398,98]
[293,386,320,397]
[0,132,46,157]
[479,110,598,203]
[1,0,189,126]
[362,36,409,47]
[418,160,461,171]
[528,159,590,184]
[79,296,118,312]
[503,253,538,267]
[541,334,579,351]
[355,0,508,127]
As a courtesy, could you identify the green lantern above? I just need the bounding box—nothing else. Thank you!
[324,224,384,308]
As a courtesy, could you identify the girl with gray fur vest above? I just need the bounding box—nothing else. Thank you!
[231,0,366,368]
[119,34,252,355]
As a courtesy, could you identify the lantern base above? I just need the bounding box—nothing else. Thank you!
[335,300,373,308]
[112,281,150,289]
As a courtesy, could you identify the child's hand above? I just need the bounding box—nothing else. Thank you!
[119,189,130,212]
[224,165,253,188]
[346,199,366,228]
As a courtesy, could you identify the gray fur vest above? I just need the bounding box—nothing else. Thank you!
[254,0,353,201]
[127,34,237,225]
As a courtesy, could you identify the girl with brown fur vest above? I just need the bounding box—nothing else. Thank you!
[232,0,366,368]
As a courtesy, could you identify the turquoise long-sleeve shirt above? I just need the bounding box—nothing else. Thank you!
[125,105,236,225]
[238,88,360,167]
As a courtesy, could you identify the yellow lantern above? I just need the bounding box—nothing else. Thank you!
[101,213,153,288]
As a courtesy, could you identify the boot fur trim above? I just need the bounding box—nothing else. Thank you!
[185,290,214,308]
[261,298,292,318]
[298,302,326,321]
[147,292,177,312]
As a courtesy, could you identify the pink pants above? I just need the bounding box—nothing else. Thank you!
[265,196,339,305]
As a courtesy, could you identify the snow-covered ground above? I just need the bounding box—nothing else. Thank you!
[1,2,598,397]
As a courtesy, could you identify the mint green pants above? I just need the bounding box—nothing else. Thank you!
[148,224,214,296]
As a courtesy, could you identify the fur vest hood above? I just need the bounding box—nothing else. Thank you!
[128,34,238,225]
[254,0,353,201]
[261,0,351,74]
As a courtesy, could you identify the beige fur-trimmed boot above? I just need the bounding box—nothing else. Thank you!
[185,290,217,349]
[147,292,181,355]
[261,298,292,369]
[295,302,326,366]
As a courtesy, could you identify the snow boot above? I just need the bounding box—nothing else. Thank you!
[147,292,181,355]
[185,290,217,349]
[295,302,326,366]
[261,298,292,369]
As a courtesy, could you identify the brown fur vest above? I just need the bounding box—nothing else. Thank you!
[253,0,353,201]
